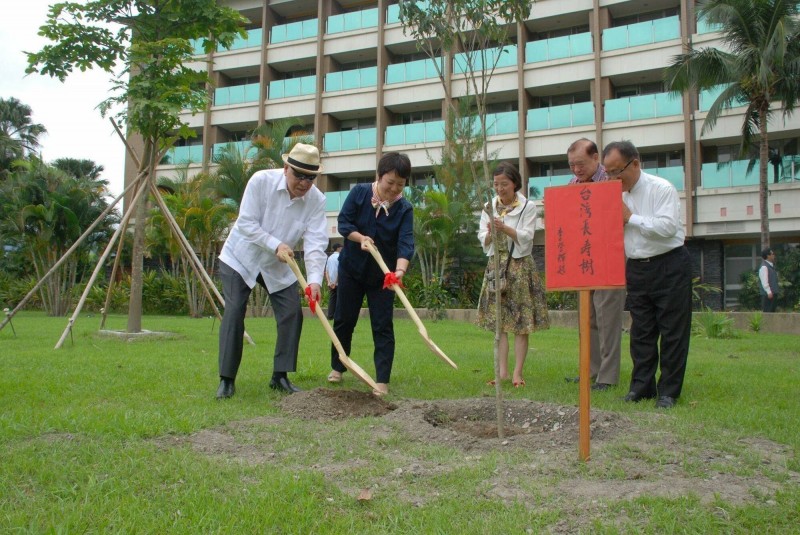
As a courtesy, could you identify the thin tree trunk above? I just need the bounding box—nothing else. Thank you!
[759,107,770,251]
[127,140,154,333]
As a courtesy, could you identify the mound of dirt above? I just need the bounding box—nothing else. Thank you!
[280,388,397,420]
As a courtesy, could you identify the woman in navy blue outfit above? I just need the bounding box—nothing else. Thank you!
[326,153,414,395]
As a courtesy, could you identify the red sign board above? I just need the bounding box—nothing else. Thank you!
[544,181,626,290]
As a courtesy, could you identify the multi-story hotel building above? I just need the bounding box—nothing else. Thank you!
[131,0,800,309]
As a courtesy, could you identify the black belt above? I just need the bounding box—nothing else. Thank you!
[629,246,683,263]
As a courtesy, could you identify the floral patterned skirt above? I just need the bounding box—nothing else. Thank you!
[476,254,550,334]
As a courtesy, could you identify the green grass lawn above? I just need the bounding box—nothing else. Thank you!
[1,311,798,533]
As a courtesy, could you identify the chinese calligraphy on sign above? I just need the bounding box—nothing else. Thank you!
[544,181,625,290]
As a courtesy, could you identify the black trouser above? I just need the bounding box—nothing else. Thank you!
[218,261,303,379]
[327,286,338,320]
[761,294,778,313]
[625,246,692,399]
[330,269,395,383]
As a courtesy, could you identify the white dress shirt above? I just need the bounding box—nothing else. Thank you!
[478,192,539,259]
[325,251,340,284]
[219,168,328,291]
[623,171,685,259]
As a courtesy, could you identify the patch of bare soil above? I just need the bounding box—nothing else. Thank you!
[161,388,799,527]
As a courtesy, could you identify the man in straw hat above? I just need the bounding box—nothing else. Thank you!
[215,143,327,398]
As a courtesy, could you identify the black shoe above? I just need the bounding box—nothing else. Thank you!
[591,383,613,391]
[655,396,676,409]
[564,376,580,384]
[216,378,235,399]
[623,391,654,403]
[269,376,301,394]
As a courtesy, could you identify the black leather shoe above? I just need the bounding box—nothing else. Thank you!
[216,378,235,399]
[591,383,613,391]
[656,396,676,409]
[623,391,654,402]
[269,376,301,394]
[564,376,580,384]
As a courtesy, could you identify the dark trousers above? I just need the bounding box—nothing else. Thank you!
[625,246,692,399]
[218,260,303,379]
[327,286,338,320]
[330,269,395,383]
[762,294,778,313]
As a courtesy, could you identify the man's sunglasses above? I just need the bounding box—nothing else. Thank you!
[293,170,316,182]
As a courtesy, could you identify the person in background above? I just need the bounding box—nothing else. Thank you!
[215,143,327,398]
[564,138,626,391]
[326,152,414,396]
[759,248,779,312]
[603,140,691,409]
[325,242,343,319]
[477,161,550,388]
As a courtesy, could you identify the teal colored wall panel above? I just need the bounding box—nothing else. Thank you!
[493,112,518,134]
[326,72,343,92]
[525,40,548,63]
[602,26,628,50]
[549,105,572,129]
[548,36,570,60]
[385,125,405,145]
[340,130,359,151]
[270,25,286,44]
[362,8,378,28]
[629,94,655,120]
[406,123,425,143]
[527,108,549,131]
[324,132,341,152]
[343,12,361,31]
[361,66,378,86]
[627,20,654,47]
[604,98,630,122]
[302,20,318,39]
[570,32,593,56]
[301,76,316,95]
[653,16,680,41]
[655,92,682,117]
[386,4,400,24]
[285,22,302,41]
[327,14,345,34]
[359,128,377,148]
[284,78,301,97]
[701,162,731,188]
[268,81,284,99]
[572,102,594,125]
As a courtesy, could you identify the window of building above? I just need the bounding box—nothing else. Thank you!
[614,82,664,98]
[399,109,442,124]
[724,243,759,308]
[639,150,684,169]
[614,7,680,27]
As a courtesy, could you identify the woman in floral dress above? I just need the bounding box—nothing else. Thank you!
[477,162,549,387]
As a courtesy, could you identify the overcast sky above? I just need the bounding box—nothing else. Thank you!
[0,1,126,197]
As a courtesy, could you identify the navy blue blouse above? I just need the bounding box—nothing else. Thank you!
[337,183,415,285]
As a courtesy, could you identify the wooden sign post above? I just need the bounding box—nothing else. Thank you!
[544,181,625,461]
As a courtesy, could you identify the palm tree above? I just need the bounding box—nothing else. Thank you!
[0,97,47,176]
[663,0,800,250]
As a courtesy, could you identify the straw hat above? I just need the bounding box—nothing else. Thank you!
[281,143,323,175]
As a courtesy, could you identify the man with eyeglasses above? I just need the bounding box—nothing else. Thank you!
[564,138,626,392]
[215,143,328,398]
[602,140,691,409]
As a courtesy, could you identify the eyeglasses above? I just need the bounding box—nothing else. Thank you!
[606,159,635,178]
[292,169,316,182]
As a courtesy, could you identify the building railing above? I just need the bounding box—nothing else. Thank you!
[525,32,592,63]
[386,1,429,24]
[602,15,680,51]
[327,8,379,34]
[385,120,446,145]
[699,158,800,188]
[164,145,204,165]
[604,92,682,122]
[527,102,594,130]
[211,141,257,161]
[386,57,443,84]
[696,15,722,34]
[528,165,684,199]
[698,84,748,111]
[214,83,260,106]
[325,67,378,92]
[270,19,318,44]
[323,128,378,152]
[453,45,518,73]
[268,75,317,99]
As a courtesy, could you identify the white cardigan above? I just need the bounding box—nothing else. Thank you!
[477,191,538,259]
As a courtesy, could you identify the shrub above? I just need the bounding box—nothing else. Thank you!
[749,311,763,333]
[692,307,738,339]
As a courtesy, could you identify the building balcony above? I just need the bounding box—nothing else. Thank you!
[164,145,205,165]
[527,102,594,131]
[454,45,518,74]
[604,92,682,123]
[325,67,378,92]
[602,15,680,51]
[214,83,260,106]
[386,58,443,85]
[385,120,446,146]
[270,19,318,44]
[323,128,377,153]
[525,32,592,63]
[268,75,317,99]
[326,8,379,34]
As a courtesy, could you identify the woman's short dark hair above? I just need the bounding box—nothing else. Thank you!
[378,152,411,180]
[493,161,523,192]
[761,248,774,259]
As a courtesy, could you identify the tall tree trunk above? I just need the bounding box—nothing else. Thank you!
[758,106,770,251]
[127,141,153,332]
